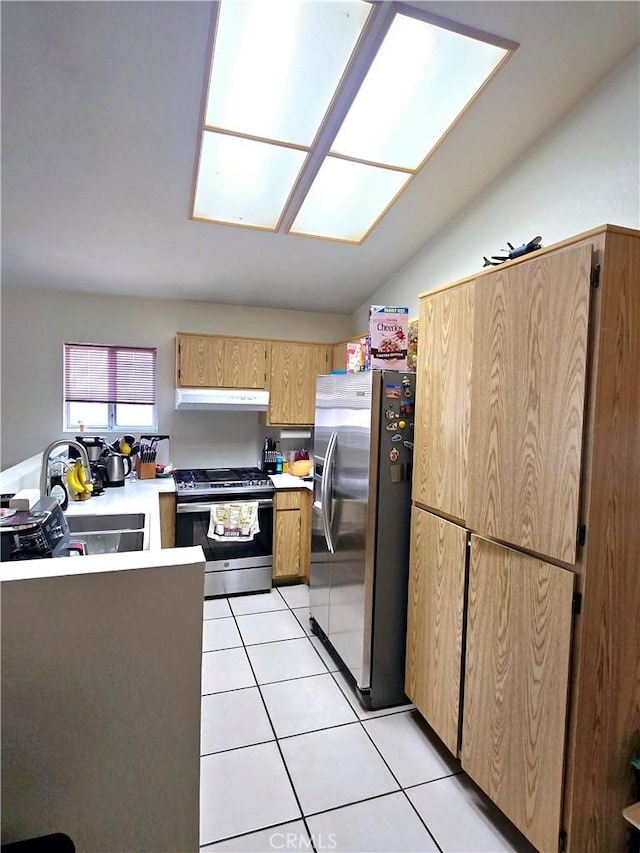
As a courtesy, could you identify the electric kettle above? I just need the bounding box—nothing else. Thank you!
[97,452,132,488]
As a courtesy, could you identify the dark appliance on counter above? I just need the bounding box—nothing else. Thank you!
[174,467,275,597]
[0,496,84,561]
[310,369,415,710]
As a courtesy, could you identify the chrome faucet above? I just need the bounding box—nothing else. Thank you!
[40,440,92,498]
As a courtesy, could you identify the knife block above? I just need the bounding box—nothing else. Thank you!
[136,459,156,480]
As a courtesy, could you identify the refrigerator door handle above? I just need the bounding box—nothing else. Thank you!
[320,431,337,554]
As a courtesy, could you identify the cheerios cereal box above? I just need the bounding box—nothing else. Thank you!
[369,306,409,369]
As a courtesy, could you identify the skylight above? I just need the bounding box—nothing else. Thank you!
[192,1,517,244]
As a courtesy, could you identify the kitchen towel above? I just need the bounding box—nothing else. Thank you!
[207,502,260,542]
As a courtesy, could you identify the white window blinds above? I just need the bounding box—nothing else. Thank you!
[64,343,157,405]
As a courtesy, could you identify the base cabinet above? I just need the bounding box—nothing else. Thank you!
[159,492,176,548]
[273,489,311,581]
[462,536,574,853]
[405,507,467,755]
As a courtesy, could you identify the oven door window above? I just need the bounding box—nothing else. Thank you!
[176,501,273,562]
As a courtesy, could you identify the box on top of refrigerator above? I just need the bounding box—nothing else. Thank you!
[369,306,409,370]
[347,337,370,372]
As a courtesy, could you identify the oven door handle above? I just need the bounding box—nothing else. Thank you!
[177,499,274,514]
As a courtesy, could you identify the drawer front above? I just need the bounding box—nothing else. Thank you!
[276,490,302,510]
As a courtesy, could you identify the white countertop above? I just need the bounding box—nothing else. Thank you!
[64,476,175,551]
[65,475,174,514]
[270,474,313,491]
[0,476,207,582]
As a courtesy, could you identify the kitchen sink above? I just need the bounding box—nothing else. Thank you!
[66,513,145,533]
[65,513,146,554]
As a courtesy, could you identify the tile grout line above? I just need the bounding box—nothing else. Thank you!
[202,588,451,850]
[315,619,447,852]
[285,593,446,850]
[210,595,320,853]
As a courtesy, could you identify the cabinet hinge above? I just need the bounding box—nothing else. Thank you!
[572,592,582,615]
[577,524,586,547]
[559,829,568,851]
[590,264,601,288]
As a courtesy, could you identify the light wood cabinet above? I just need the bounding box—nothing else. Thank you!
[159,492,176,548]
[266,342,330,426]
[412,283,473,523]
[176,333,267,389]
[405,507,467,755]
[273,489,312,580]
[331,340,348,372]
[330,334,367,372]
[467,245,592,563]
[462,535,574,853]
[408,225,640,852]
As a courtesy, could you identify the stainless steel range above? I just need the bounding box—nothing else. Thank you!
[174,467,275,597]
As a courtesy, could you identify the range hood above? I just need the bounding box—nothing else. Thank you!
[175,387,269,412]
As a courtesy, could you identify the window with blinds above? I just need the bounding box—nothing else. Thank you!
[63,343,157,431]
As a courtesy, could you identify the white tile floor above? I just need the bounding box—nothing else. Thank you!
[200,585,537,853]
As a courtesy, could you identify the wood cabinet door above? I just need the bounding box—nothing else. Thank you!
[273,509,301,578]
[332,341,347,372]
[467,244,592,563]
[412,284,474,523]
[405,507,467,755]
[462,535,574,853]
[177,334,224,387]
[268,343,329,425]
[159,493,176,548]
[224,339,267,388]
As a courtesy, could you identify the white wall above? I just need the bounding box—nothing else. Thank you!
[0,289,352,469]
[1,548,205,852]
[352,47,640,329]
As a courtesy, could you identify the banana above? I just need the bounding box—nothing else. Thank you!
[66,460,93,496]
[76,461,93,493]
[66,463,83,495]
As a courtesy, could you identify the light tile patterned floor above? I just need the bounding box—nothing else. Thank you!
[200,585,537,853]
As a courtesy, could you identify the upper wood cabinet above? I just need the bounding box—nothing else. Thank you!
[266,342,330,426]
[405,507,467,756]
[412,283,474,523]
[467,245,592,564]
[176,334,267,389]
[462,535,574,853]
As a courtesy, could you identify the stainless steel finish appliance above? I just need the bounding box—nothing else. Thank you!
[310,370,415,709]
[96,451,132,488]
[174,467,275,597]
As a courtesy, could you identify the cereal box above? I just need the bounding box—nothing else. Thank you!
[369,306,409,370]
[347,337,370,372]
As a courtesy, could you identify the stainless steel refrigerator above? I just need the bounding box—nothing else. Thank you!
[310,369,415,709]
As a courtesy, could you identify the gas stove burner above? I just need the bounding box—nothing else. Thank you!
[174,466,274,496]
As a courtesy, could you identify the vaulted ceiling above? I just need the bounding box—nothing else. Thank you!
[2,1,638,312]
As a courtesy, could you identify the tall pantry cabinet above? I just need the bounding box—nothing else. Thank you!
[405,225,640,852]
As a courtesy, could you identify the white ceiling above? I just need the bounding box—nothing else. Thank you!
[2,1,638,313]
